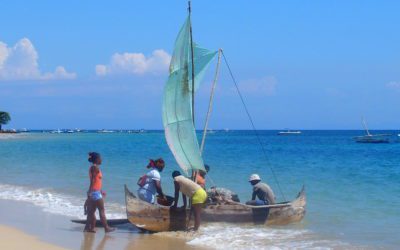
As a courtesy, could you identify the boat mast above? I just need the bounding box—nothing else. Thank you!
[188,1,195,125]
[362,116,371,136]
[188,1,197,183]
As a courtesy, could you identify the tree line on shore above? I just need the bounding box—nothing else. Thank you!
[0,111,12,132]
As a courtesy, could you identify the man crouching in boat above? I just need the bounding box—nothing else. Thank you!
[246,174,275,206]
[137,158,166,204]
[171,171,207,231]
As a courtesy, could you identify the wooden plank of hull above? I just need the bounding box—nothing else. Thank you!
[125,185,189,232]
[203,186,306,225]
[125,185,306,232]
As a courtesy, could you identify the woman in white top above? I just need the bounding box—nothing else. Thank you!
[137,158,166,204]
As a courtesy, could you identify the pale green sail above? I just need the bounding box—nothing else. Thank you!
[162,17,217,175]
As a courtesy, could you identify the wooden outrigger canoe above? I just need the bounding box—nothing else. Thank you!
[125,185,306,232]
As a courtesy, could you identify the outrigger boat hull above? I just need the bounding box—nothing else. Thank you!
[125,185,306,232]
[125,185,189,232]
[354,135,390,143]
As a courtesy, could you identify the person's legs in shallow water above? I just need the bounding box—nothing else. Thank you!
[192,204,202,231]
[84,199,96,233]
[95,199,115,233]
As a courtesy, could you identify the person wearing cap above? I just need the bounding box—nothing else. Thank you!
[246,174,276,206]
[171,170,208,231]
[137,158,166,204]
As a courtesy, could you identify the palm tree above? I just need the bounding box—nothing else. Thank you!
[0,111,11,131]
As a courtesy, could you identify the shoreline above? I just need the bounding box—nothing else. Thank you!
[0,198,370,250]
[0,198,202,250]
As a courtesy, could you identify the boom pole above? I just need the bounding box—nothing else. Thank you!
[200,49,222,154]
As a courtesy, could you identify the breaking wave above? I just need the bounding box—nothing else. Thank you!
[187,224,356,250]
[0,183,125,219]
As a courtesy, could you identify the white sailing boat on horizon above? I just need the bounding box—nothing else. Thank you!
[278,129,302,135]
[353,117,391,143]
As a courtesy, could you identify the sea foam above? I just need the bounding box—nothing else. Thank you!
[187,224,353,250]
[0,183,126,219]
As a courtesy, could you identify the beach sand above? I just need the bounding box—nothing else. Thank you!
[0,225,67,250]
[0,199,205,250]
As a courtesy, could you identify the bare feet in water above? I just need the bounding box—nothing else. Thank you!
[105,227,115,233]
[83,229,96,233]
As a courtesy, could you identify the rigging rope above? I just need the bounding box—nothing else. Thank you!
[221,51,287,202]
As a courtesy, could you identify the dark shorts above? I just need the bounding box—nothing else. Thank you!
[246,200,268,206]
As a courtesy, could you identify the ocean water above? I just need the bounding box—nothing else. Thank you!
[0,130,399,249]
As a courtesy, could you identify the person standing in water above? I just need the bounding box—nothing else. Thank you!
[84,152,115,233]
[172,171,207,231]
[137,158,166,204]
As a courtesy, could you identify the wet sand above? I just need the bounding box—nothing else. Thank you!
[0,225,67,250]
[0,199,206,250]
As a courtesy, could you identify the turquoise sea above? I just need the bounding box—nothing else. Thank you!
[0,130,399,249]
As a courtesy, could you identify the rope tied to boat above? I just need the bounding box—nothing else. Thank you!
[221,51,287,202]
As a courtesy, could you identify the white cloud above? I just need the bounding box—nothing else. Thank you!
[237,76,278,96]
[387,81,400,91]
[95,65,107,76]
[96,49,171,76]
[42,66,77,80]
[0,38,76,81]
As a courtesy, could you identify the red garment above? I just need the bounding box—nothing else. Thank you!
[196,174,206,188]
[89,166,102,191]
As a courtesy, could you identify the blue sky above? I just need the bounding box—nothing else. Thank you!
[0,0,399,129]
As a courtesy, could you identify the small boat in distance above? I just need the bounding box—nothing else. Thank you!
[97,129,114,133]
[353,118,391,143]
[50,129,62,134]
[278,129,302,135]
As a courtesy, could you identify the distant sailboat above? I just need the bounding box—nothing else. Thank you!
[97,129,114,133]
[278,129,302,135]
[353,117,391,143]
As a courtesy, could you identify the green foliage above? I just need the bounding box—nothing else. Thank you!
[0,111,11,130]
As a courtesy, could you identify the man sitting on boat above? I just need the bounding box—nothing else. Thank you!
[246,174,275,206]
[171,171,208,231]
[137,158,166,204]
